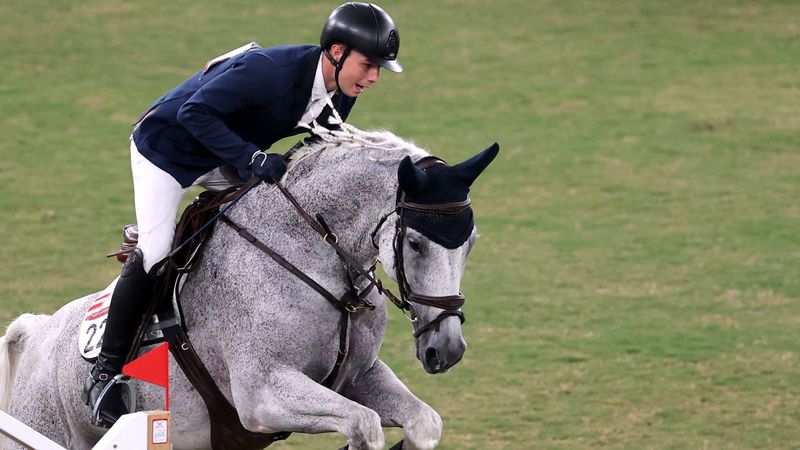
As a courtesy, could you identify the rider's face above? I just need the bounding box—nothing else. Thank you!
[325,46,381,97]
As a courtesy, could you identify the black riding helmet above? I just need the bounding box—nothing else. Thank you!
[321,3,403,90]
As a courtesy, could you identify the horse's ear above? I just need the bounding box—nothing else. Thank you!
[398,156,429,194]
[452,143,500,187]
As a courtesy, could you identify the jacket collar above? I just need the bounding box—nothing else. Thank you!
[293,47,324,113]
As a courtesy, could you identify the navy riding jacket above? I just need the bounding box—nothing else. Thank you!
[131,45,356,187]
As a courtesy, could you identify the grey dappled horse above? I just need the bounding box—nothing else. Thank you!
[0,126,498,450]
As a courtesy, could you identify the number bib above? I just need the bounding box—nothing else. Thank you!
[78,277,119,361]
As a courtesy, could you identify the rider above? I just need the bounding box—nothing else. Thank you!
[82,2,403,427]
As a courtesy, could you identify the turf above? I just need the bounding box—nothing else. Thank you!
[2,0,799,448]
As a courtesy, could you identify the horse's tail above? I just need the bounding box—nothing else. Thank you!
[0,313,48,412]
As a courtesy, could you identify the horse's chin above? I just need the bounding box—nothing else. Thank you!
[420,349,456,374]
[423,361,446,374]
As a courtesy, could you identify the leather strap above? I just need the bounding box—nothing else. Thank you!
[167,177,261,260]
[272,180,401,307]
[220,214,377,389]
[412,310,464,338]
[406,293,465,310]
[221,215,346,311]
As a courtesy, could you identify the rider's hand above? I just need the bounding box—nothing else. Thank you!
[250,151,287,183]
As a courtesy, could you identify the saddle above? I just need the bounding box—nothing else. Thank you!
[102,180,292,449]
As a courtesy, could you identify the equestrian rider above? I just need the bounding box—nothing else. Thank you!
[82,2,403,427]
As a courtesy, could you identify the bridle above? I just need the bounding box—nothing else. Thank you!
[220,155,471,389]
[371,157,471,338]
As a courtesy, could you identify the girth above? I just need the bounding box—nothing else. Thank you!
[167,330,292,449]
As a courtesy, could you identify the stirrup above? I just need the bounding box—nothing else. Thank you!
[90,374,137,427]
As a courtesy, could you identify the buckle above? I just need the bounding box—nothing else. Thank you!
[345,304,368,313]
[344,300,375,313]
[323,232,339,246]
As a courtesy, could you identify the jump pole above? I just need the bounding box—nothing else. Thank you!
[92,410,171,450]
[0,410,171,450]
[0,409,66,450]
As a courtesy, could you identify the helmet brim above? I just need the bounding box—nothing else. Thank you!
[375,58,404,73]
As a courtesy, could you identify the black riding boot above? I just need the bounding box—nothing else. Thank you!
[82,248,155,428]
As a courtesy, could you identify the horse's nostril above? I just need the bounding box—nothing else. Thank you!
[425,347,440,371]
[425,347,436,360]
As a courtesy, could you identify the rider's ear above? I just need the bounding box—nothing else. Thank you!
[329,43,345,59]
[397,156,429,194]
[452,143,500,187]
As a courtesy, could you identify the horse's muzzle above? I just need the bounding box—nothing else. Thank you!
[419,328,467,374]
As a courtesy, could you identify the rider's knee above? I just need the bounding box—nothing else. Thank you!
[136,233,173,273]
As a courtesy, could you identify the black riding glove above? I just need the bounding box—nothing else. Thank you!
[250,151,287,183]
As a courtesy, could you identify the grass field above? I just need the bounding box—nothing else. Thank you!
[2,0,800,448]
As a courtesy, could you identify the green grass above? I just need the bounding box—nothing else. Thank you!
[2,0,800,448]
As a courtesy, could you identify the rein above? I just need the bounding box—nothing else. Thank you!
[222,179,382,388]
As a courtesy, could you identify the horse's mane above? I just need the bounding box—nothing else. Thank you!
[291,123,430,168]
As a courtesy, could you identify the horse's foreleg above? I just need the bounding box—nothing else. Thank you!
[341,359,442,450]
[230,368,385,450]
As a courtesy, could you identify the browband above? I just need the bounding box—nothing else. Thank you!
[397,199,471,214]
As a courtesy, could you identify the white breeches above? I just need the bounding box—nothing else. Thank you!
[130,140,240,272]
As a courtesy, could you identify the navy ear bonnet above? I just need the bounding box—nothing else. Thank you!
[397,143,500,249]
[400,160,474,248]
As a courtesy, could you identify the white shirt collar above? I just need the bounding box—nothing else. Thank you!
[311,55,336,103]
[297,56,335,126]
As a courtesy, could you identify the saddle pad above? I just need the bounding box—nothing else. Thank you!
[78,277,177,363]
[78,277,119,361]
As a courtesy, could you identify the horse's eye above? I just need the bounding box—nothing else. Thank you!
[408,240,421,253]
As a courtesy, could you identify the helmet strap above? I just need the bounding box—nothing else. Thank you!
[323,46,352,93]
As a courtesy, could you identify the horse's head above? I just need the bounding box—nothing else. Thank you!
[376,143,499,374]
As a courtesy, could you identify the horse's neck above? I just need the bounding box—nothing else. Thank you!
[231,146,405,266]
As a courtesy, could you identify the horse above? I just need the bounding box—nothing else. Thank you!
[0,125,498,450]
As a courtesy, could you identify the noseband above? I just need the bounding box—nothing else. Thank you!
[373,157,471,338]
